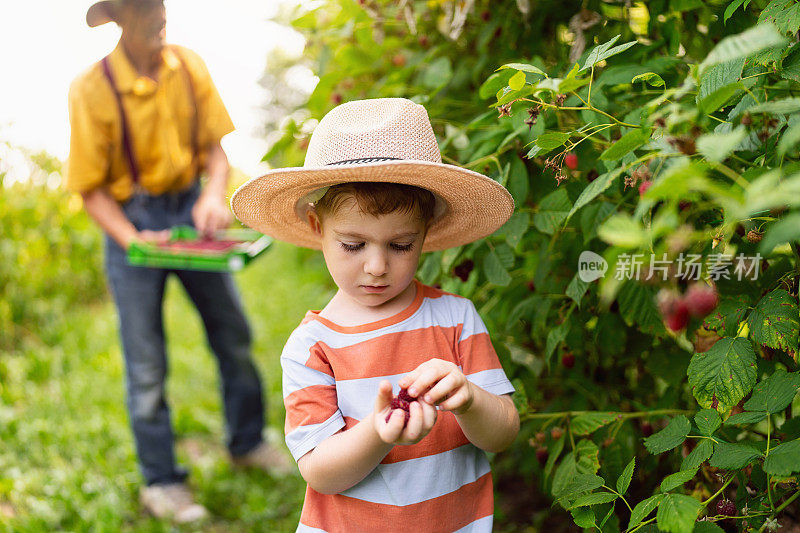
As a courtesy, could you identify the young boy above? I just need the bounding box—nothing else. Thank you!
[231,98,520,532]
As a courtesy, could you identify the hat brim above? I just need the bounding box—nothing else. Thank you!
[86,1,119,27]
[230,160,515,252]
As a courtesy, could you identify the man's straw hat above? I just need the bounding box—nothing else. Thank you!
[86,0,121,27]
[231,98,514,252]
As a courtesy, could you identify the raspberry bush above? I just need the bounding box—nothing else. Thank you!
[269,1,800,530]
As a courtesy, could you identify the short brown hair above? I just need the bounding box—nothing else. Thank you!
[314,182,436,224]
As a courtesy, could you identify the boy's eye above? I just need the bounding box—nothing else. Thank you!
[391,243,414,252]
[340,242,364,252]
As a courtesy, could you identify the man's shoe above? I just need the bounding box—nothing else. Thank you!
[231,441,295,475]
[139,483,209,524]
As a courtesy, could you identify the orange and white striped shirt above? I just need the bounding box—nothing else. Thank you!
[281,280,515,533]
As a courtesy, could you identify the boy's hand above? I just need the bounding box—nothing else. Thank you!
[399,359,475,415]
[372,380,437,445]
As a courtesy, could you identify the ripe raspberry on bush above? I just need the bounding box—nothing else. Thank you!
[684,283,718,318]
[561,351,575,368]
[716,499,736,517]
[385,387,418,427]
[638,180,653,196]
[535,446,549,466]
[453,259,474,282]
[564,152,578,170]
[657,289,689,332]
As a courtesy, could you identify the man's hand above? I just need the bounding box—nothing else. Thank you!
[372,380,437,445]
[399,358,475,415]
[135,229,171,247]
[191,191,232,237]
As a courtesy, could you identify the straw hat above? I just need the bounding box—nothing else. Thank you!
[230,98,514,252]
[86,0,159,27]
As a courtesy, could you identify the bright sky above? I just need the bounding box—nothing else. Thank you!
[0,0,310,180]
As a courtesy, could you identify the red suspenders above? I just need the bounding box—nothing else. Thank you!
[99,46,198,186]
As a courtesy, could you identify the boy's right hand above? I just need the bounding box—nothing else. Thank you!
[372,380,437,445]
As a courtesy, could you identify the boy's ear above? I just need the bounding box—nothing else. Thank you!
[307,209,323,236]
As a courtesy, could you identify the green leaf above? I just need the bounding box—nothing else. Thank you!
[421,56,453,89]
[696,127,747,162]
[697,58,745,103]
[725,410,767,425]
[777,118,800,155]
[544,320,569,369]
[760,212,800,254]
[699,23,787,76]
[479,70,514,99]
[710,441,763,469]
[747,97,800,115]
[763,439,800,476]
[747,289,800,354]
[617,282,664,335]
[699,83,743,114]
[533,188,571,235]
[508,70,526,91]
[566,273,590,308]
[703,295,751,336]
[497,63,547,76]
[495,212,530,248]
[681,439,715,471]
[656,493,702,533]
[599,128,652,161]
[552,473,605,499]
[568,491,619,509]
[581,35,638,72]
[617,457,635,495]
[724,0,748,24]
[694,522,726,533]
[644,415,691,455]
[633,72,665,87]
[570,507,596,528]
[535,131,571,151]
[695,409,722,436]
[417,252,441,285]
[572,412,617,436]
[660,468,698,493]
[565,167,623,223]
[687,337,758,412]
[597,214,646,248]
[628,494,665,530]
[483,250,512,286]
[743,369,800,414]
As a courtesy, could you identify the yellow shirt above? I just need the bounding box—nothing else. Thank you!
[66,43,234,201]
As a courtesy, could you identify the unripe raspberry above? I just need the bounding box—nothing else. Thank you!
[550,427,564,440]
[716,499,736,517]
[685,283,719,318]
[746,230,763,243]
[564,152,578,170]
[535,431,546,443]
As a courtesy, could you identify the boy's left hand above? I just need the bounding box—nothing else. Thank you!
[399,359,474,415]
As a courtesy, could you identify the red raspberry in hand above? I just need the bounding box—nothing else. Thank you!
[564,152,578,170]
[385,388,417,427]
[684,283,718,318]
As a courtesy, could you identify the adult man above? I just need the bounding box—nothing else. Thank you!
[66,0,289,523]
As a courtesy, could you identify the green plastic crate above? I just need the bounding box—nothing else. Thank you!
[127,226,272,272]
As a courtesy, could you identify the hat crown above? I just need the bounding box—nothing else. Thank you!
[304,98,442,167]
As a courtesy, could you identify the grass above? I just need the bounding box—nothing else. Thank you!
[0,241,337,531]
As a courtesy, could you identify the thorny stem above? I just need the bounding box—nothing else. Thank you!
[521,408,692,421]
[602,485,633,513]
[627,517,656,533]
[701,474,735,507]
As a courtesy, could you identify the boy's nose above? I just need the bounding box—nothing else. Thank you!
[363,249,388,277]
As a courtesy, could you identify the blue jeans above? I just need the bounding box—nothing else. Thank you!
[104,183,265,485]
